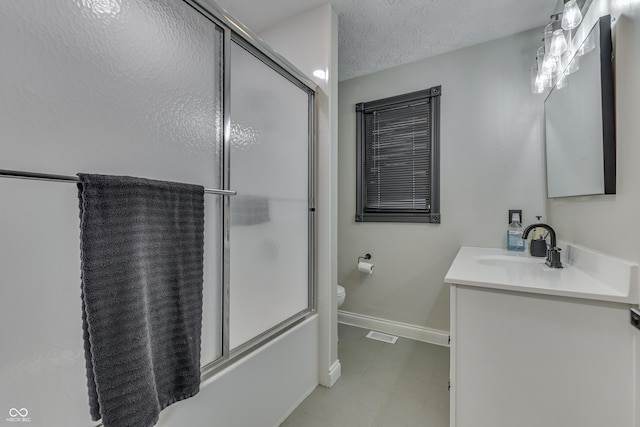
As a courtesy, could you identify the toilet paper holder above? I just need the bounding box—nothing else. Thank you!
[357,253,371,263]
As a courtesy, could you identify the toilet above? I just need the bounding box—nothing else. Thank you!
[337,284,346,308]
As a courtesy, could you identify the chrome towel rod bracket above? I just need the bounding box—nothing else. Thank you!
[0,168,237,196]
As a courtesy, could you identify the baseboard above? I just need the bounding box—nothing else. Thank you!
[338,310,450,347]
[327,360,341,387]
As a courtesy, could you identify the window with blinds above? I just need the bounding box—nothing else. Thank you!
[355,86,441,223]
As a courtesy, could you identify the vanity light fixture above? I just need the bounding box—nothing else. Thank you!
[562,0,583,30]
[549,29,568,56]
[530,0,591,94]
[531,65,545,94]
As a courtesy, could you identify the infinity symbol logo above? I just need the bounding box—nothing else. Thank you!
[9,408,28,417]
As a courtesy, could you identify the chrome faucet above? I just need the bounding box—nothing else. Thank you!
[522,223,563,268]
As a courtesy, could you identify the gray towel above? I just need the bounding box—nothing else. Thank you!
[77,174,204,427]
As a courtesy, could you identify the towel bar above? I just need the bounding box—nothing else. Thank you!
[0,168,237,196]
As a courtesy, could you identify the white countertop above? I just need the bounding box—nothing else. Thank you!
[445,246,639,304]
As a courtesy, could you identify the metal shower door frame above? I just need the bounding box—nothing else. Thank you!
[183,0,317,381]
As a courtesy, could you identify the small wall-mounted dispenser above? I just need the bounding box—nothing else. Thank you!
[357,253,374,274]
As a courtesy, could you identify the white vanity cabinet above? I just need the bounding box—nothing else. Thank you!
[445,246,639,427]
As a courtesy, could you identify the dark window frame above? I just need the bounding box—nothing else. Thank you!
[355,86,441,224]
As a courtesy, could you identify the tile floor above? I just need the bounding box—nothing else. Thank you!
[282,324,450,427]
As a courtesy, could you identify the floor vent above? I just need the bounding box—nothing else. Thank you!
[366,330,398,344]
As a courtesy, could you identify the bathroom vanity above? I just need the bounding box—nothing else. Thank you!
[445,246,638,427]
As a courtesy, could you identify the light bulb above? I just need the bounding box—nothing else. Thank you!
[562,0,582,30]
[542,70,553,88]
[537,46,546,69]
[549,29,568,56]
[534,75,546,94]
[543,23,554,54]
[531,66,545,94]
[542,53,558,74]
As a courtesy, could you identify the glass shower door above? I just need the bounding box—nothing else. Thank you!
[228,40,312,350]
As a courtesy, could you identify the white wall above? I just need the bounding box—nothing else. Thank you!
[545,1,640,425]
[338,29,547,333]
[260,3,340,388]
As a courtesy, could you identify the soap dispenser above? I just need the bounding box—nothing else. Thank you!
[507,212,525,252]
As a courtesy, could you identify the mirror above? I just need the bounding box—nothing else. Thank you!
[544,15,616,198]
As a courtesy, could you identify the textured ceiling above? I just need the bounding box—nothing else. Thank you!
[213,0,559,81]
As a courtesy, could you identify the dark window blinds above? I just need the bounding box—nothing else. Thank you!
[364,101,430,211]
[355,87,441,223]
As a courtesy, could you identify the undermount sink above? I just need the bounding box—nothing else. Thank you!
[474,255,547,268]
